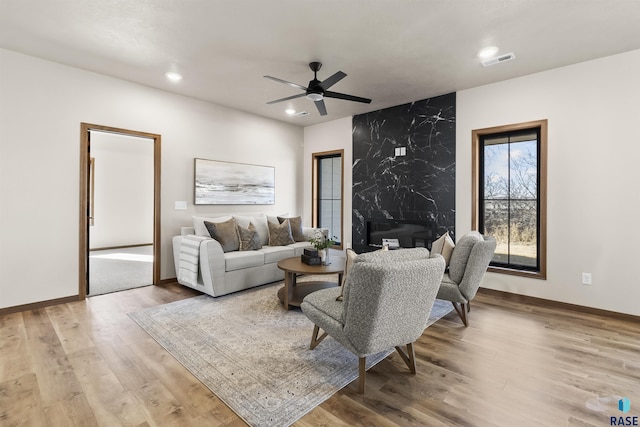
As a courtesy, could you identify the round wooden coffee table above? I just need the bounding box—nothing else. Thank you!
[276,256,344,310]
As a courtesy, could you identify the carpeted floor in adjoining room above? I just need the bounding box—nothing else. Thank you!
[89,245,153,296]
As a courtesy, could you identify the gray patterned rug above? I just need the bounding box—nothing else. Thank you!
[129,280,453,427]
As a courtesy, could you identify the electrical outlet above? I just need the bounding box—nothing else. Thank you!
[582,272,592,285]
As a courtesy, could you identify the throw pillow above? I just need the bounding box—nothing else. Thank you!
[335,248,358,301]
[237,222,262,251]
[193,215,232,237]
[430,231,455,267]
[268,219,295,246]
[204,218,240,252]
[277,215,305,242]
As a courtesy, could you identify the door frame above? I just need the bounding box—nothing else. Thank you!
[79,123,161,299]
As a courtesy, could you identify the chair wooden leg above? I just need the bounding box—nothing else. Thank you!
[394,343,417,374]
[309,324,328,350]
[358,357,366,393]
[451,302,469,327]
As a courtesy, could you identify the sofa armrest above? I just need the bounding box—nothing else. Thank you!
[199,238,226,294]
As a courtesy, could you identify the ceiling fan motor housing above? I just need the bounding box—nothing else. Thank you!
[307,62,324,100]
[306,78,324,100]
[265,60,371,115]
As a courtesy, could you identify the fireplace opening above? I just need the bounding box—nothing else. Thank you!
[366,219,437,250]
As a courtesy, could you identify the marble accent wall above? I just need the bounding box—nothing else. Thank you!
[352,92,456,250]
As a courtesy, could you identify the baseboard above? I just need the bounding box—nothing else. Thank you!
[0,281,179,316]
[478,287,640,322]
[0,295,80,316]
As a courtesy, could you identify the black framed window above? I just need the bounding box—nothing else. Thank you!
[473,120,547,279]
[312,151,343,247]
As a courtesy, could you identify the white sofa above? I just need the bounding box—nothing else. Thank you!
[172,213,326,297]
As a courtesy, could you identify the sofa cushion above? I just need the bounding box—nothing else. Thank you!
[288,241,313,256]
[430,231,455,267]
[278,215,305,242]
[224,250,265,271]
[268,219,295,246]
[260,245,295,264]
[448,231,483,284]
[205,218,240,253]
[237,222,262,251]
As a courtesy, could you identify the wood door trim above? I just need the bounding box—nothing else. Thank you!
[79,123,161,300]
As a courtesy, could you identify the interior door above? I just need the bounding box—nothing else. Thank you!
[79,123,161,299]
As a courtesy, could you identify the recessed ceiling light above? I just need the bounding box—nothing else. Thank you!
[165,71,183,82]
[285,109,295,115]
[478,46,499,59]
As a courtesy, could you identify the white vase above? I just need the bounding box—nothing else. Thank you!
[318,249,326,264]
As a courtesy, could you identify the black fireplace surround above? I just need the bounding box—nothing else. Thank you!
[366,219,436,250]
[351,92,456,253]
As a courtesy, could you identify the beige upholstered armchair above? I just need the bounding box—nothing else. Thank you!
[301,248,445,393]
[436,231,496,326]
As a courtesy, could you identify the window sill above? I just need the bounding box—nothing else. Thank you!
[487,266,546,280]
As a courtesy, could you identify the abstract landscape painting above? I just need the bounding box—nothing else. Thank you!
[194,158,275,205]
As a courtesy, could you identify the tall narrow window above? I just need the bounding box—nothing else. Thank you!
[473,120,547,279]
[312,150,343,248]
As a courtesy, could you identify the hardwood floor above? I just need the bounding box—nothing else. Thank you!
[1,283,638,426]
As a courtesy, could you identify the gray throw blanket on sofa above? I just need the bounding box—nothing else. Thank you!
[178,235,209,286]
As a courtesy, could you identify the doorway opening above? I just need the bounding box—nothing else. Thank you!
[79,123,161,299]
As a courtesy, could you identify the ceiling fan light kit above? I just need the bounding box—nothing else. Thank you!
[306,92,323,101]
[264,62,371,116]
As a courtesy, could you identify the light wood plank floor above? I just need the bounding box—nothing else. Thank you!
[1,283,638,426]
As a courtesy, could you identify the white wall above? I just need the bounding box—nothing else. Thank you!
[89,132,154,249]
[0,48,304,309]
[303,117,353,246]
[457,49,640,316]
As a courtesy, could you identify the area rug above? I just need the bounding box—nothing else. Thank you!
[129,281,453,427]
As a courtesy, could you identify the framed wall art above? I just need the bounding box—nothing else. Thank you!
[194,158,275,205]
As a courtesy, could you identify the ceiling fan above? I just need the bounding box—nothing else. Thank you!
[264,62,371,116]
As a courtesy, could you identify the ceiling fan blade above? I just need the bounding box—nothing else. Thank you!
[266,93,306,104]
[318,71,346,90]
[324,91,372,104]
[263,75,308,91]
[314,99,327,116]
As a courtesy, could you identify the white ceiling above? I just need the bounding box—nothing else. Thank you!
[2,0,640,127]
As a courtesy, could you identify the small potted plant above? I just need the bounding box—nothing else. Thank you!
[309,232,338,264]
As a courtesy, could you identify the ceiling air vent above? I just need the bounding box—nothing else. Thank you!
[481,52,516,67]
[293,111,310,117]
